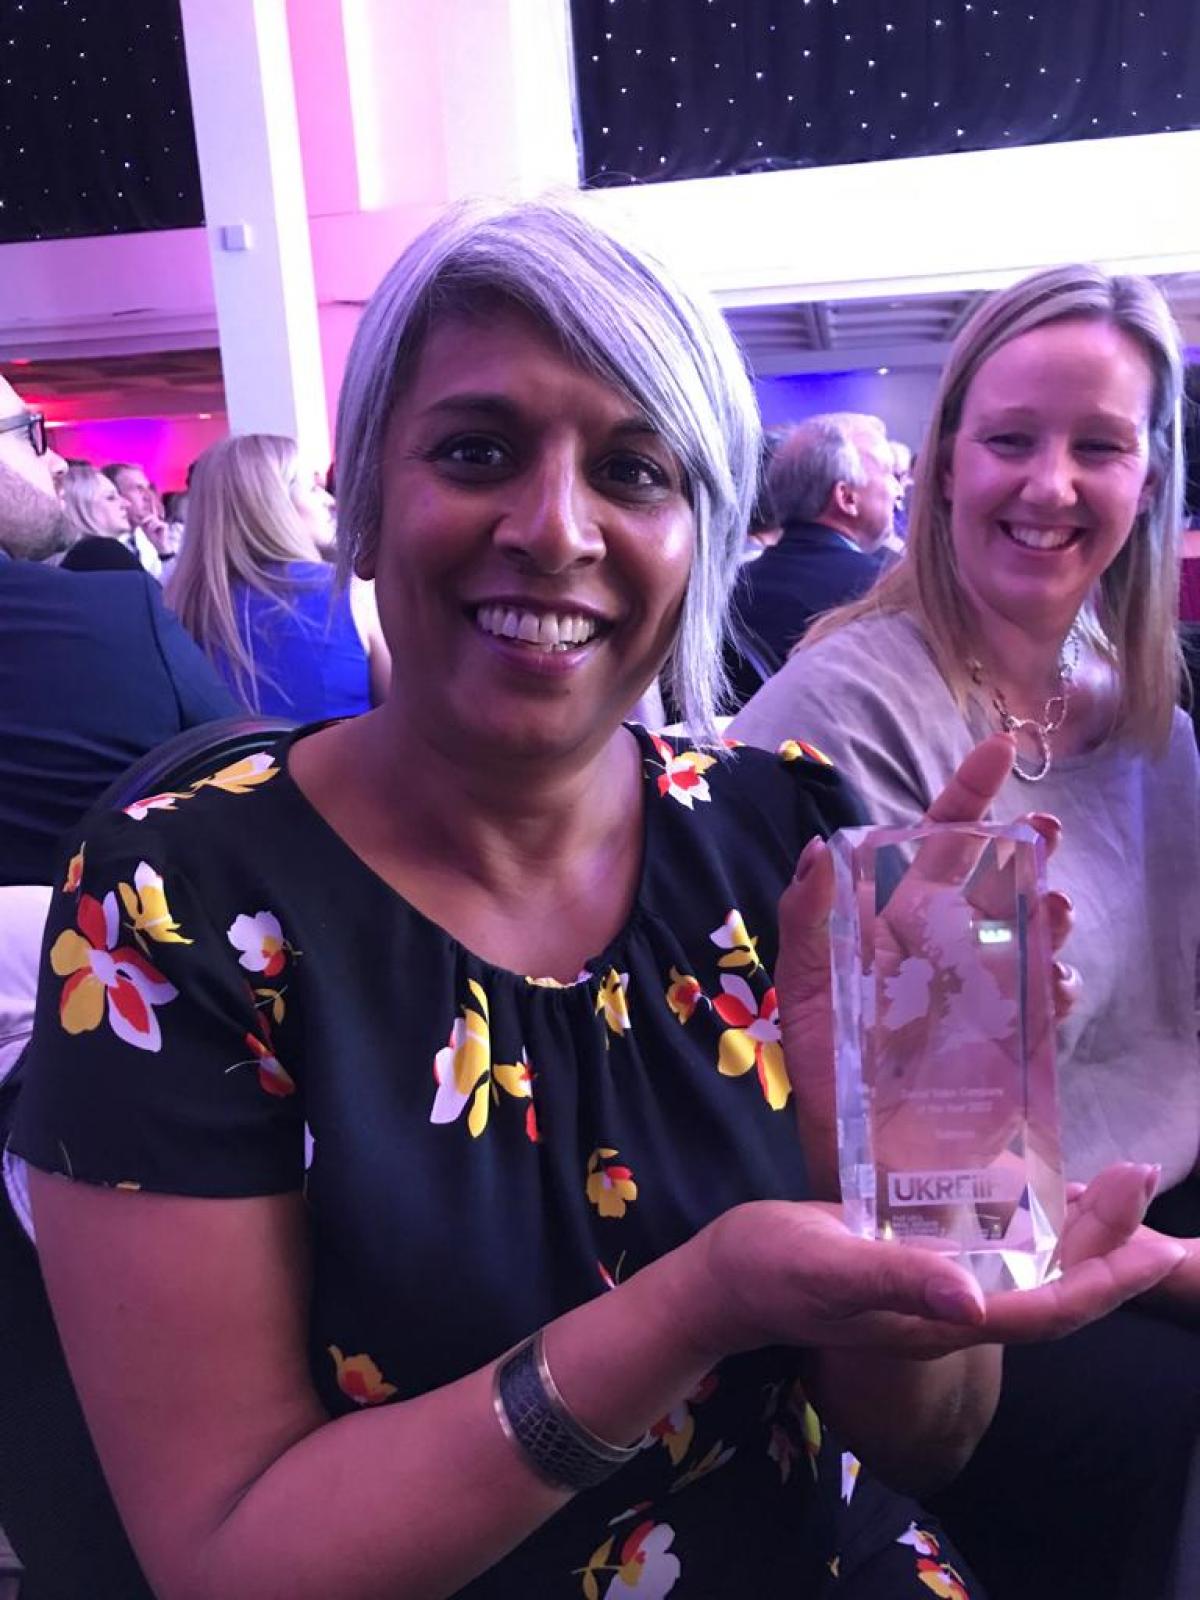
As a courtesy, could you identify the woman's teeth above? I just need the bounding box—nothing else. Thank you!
[1005,522,1077,551]
[475,606,599,651]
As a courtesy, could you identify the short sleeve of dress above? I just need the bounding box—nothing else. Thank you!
[10,812,305,1197]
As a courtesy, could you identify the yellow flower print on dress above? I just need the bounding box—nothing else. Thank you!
[494,1048,541,1143]
[596,969,631,1039]
[118,863,193,947]
[712,975,790,1110]
[50,885,177,1051]
[709,909,761,972]
[664,966,704,1025]
[123,750,280,821]
[777,737,833,767]
[586,1148,638,1218]
[192,752,280,796]
[328,1345,397,1406]
[647,733,716,810]
[669,1439,735,1494]
[429,982,538,1139]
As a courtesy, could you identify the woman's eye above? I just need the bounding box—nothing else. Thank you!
[434,436,511,471]
[1076,439,1123,456]
[598,454,669,491]
[986,432,1033,452]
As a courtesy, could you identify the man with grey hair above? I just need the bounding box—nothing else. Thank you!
[727,412,897,704]
[102,460,171,576]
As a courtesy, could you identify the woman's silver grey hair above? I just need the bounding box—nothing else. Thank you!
[806,266,1185,752]
[767,413,884,525]
[334,198,761,742]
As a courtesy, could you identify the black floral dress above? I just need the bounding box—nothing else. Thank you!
[12,724,981,1599]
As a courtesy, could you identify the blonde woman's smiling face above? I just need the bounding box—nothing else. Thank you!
[944,316,1155,636]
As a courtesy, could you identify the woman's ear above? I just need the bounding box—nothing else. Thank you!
[353,536,378,581]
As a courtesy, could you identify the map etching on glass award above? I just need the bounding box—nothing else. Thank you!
[829,821,1066,1292]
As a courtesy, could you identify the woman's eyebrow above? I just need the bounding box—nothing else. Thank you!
[417,393,661,439]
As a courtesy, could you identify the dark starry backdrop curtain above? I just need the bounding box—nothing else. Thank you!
[571,0,1200,186]
[0,0,201,243]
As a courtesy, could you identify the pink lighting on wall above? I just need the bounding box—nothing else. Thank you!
[48,414,228,491]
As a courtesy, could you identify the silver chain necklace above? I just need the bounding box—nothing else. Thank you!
[969,630,1081,783]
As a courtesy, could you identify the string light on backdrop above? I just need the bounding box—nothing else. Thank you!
[570,0,1200,185]
[0,0,201,243]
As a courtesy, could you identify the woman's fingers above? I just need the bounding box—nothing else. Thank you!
[1024,811,1063,859]
[1045,889,1073,951]
[1058,1161,1159,1270]
[924,733,1017,825]
[1052,958,1081,1019]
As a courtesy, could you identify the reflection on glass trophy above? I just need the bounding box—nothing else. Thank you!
[829,820,1066,1292]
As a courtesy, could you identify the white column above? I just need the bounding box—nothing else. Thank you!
[178,0,329,467]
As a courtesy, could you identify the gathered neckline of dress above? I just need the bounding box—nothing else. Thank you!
[272,719,667,994]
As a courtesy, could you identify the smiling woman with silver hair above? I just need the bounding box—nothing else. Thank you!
[11,208,1179,1600]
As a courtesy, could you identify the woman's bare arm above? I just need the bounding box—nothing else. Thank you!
[348,576,392,706]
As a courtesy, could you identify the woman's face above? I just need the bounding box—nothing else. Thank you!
[944,316,1156,638]
[363,306,695,761]
[94,477,132,536]
[289,469,336,553]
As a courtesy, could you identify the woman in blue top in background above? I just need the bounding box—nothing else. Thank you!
[168,433,390,719]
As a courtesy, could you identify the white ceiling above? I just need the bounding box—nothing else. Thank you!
[726,273,1200,378]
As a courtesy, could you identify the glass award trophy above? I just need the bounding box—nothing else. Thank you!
[829,821,1066,1292]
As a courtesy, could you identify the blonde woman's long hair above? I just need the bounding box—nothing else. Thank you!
[803,265,1185,754]
[167,433,319,710]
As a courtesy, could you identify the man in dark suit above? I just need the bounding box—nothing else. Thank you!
[727,413,897,706]
[0,374,236,887]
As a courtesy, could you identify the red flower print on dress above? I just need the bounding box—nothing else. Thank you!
[712,975,790,1110]
[664,966,705,1025]
[647,734,716,810]
[50,886,177,1051]
[328,1345,397,1406]
[576,1522,681,1600]
[243,1018,296,1098]
[227,910,288,977]
[610,1521,680,1598]
[916,1560,971,1599]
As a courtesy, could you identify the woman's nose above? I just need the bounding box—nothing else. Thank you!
[494,461,604,572]
[1024,441,1078,507]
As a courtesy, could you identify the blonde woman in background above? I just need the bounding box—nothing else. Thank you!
[58,464,143,573]
[168,433,389,719]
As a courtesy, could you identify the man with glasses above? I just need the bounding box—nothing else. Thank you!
[0,404,70,556]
